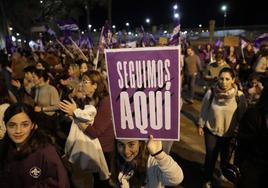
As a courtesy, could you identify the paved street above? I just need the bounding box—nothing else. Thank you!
[169,85,235,188]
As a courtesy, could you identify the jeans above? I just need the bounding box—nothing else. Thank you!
[185,74,197,100]
[204,128,231,181]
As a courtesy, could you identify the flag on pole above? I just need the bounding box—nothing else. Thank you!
[46,27,57,38]
[5,36,16,55]
[78,33,93,50]
[57,20,79,31]
[240,37,250,59]
[254,33,268,48]
[168,24,181,46]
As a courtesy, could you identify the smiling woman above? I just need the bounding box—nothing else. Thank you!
[109,136,184,187]
[0,103,70,188]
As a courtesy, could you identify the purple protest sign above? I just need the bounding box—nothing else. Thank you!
[105,46,181,140]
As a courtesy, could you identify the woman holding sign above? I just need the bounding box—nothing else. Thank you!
[109,135,183,187]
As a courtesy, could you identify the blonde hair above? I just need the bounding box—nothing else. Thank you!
[68,63,80,78]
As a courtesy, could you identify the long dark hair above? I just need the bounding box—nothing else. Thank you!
[110,140,149,187]
[0,103,51,163]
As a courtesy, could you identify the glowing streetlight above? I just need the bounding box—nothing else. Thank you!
[221,5,227,28]
[93,29,96,32]
[174,13,180,19]
[9,27,13,31]
[112,25,116,29]
[125,22,130,27]
[199,24,202,28]
[88,24,92,29]
[40,0,43,3]
[145,18,150,24]
[221,5,227,12]
[16,33,20,36]
[11,36,16,42]
[173,4,178,10]
[81,31,84,34]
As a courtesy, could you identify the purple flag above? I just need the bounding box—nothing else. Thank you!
[215,39,222,48]
[46,27,56,38]
[168,24,180,45]
[57,20,79,31]
[254,33,268,48]
[5,36,16,54]
[240,36,250,49]
[78,34,93,49]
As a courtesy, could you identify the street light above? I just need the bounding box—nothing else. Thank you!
[174,13,180,19]
[221,5,227,28]
[173,4,178,10]
[145,18,150,24]
[125,22,130,27]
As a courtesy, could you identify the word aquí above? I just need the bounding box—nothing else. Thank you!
[117,58,172,134]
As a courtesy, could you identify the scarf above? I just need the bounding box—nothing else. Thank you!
[214,84,237,104]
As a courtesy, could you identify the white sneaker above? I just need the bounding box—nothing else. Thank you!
[203,181,212,188]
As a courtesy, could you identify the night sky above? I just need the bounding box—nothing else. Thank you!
[90,0,266,29]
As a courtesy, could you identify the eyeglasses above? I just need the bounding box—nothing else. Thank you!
[82,80,92,85]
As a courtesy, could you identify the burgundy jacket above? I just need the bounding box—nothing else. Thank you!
[84,96,115,153]
[0,144,70,188]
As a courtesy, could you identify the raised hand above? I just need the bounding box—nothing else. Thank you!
[59,99,77,116]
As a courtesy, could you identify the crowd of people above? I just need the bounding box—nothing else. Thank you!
[0,43,184,188]
[0,36,267,188]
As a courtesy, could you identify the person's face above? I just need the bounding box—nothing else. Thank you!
[117,140,140,162]
[81,76,97,97]
[251,79,258,87]
[218,72,235,91]
[246,44,252,51]
[24,72,33,81]
[32,73,42,86]
[6,112,34,148]
[80,63,88,74]
[216,58,224,65]
[187,48,193,56]
[68,67,74,76]
[36,63,44,70]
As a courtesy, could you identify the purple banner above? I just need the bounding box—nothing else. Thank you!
[105,46,181,140]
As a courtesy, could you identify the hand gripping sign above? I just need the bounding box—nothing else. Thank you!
[105,46,181,140]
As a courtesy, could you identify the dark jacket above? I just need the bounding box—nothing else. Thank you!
[0,143,70,188]
[237,107,268,167]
